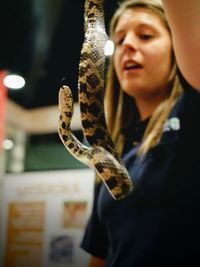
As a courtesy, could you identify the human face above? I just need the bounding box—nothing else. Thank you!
[113,8,172,113]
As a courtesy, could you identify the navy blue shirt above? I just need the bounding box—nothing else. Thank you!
[81,71,200,266]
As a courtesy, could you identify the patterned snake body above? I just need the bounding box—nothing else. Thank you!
[58,0,133,200]
[78,0,118,158]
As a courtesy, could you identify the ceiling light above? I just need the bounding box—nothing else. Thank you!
[3,74,25,89]
[104,40,114,56]
[3,139,14,150]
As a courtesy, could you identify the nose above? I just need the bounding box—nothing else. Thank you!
[123,32,138,52]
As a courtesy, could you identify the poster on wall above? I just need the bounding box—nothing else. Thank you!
[0,169,95,267]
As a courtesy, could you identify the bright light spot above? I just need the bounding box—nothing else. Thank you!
[104,40,114,56]
[3,139,14,150]
[3,74,25,89]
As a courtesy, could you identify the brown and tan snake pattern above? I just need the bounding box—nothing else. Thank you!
[58,0,133,200]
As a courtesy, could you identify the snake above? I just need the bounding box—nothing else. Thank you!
[58,0,133,200]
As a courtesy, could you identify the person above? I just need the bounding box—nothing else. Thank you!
[80,0,200,266]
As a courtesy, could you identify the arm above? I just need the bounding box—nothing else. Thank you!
[88,255,105,267]
[161,0,200,91]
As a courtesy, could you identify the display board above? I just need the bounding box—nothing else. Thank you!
[0,169,95,267]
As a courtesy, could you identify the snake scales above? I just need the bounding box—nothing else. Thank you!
[58,0,133,200]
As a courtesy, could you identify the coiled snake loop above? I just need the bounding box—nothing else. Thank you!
[58,0,133,200]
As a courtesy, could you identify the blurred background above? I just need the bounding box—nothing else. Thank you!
[0,0,120,174]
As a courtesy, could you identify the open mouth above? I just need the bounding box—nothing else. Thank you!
[124,61,142,70]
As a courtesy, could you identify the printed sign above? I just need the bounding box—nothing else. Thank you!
[0,169,95,267]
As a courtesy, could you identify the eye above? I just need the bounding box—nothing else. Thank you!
[140,34,153,40]
[115,37,124,46]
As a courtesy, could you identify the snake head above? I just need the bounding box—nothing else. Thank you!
[58,85,73,111]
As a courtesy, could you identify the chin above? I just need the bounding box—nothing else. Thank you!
[122,85,143,98]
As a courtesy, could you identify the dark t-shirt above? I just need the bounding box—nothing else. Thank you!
[81,71,200,266]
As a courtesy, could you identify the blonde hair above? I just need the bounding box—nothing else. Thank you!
[104,0,183,156]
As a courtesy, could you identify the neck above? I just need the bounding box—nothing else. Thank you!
[135,94,168,121]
